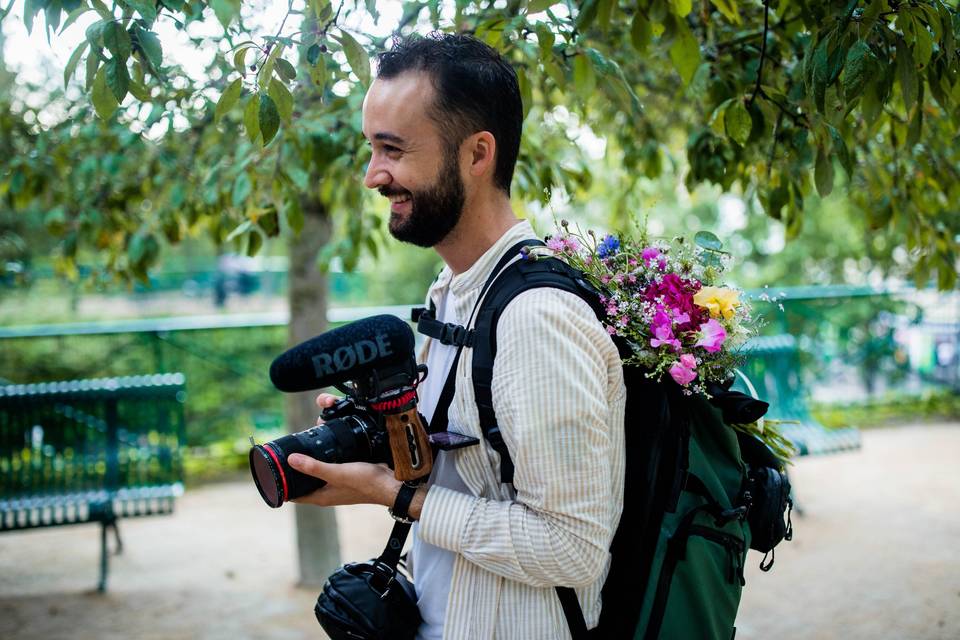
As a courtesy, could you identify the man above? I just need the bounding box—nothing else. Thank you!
[287,33,626,639]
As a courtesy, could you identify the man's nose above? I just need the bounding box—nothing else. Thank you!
[363,158,390,190]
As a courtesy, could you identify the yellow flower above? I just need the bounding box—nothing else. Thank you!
[694,286,741,320]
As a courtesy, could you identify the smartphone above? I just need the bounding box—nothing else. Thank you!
[429,431,480,451]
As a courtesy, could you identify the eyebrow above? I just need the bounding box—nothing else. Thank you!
[371,132,406,145]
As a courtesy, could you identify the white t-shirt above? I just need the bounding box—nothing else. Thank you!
[412,288,472,640]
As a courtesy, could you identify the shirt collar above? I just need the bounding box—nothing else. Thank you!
[429,220,537,301]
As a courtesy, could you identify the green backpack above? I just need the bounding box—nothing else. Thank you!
[415,240,793,640]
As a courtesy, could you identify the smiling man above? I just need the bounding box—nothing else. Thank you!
[288,33,626,640]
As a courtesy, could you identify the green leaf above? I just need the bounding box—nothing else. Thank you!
[897,41,918,113]
[225,217,252,241]
[105,58,129,102]
[128,232,159,267]
[85,20,105,48]
[103,22,132,62]
[268,77,294,122]
[215,78,243,123]
[827,125,853,179]
[811,37,830,113]
[285,197,304,234]
[694,231,723,251]
[64,41,88,90]
[573,53,596,97]
[526,0,555,12]
[234,46,250,74]
[711,0,741,24]
[576,0,600,30]
[59,6,93,35]
[128,80,151,101]
[333,29,370,87]
[258,44,282,90]
[814,147,834,197]
[517,71,533,120]
[85,47,100,91]
[906,104,923,147]
[306,44,322,66]
[246,229,264,257]
[259,208,280,237]
[724,99,751,146]
[535,23,555,57]
[668,18,700,86]
[670,0,692,17]
[124,0,158,24]
[841,40,872,101]
[210,0,240,29]
[91,65,119,119]
[259,93,280,145]
[243,93,261,143]
[912,17,934,69]
[630,12,652,52]
[134,26,163,72]
[275,57,297,81]
[23,0,42,33]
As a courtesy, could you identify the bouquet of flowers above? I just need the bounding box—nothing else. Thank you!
[533,220,796,463]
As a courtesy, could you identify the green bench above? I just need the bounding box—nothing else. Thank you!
[0,374,186,591]
[735,334,862,456]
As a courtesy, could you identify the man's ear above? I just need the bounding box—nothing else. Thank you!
[465,131,496,180]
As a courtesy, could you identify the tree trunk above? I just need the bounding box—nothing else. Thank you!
[287,195,341,588]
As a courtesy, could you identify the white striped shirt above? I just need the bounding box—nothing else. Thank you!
[416,220,627,639]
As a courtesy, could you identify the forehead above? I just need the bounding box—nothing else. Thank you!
[362,71,438,141]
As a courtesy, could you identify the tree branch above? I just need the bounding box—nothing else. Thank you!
[748,0,771,109]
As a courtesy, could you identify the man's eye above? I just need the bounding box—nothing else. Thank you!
[384,145,402,154]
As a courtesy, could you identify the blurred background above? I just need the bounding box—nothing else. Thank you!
[1,0,958,638]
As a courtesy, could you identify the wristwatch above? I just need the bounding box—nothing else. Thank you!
[388,481,420,524]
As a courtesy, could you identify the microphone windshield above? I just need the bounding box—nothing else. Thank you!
[269,315,416,392]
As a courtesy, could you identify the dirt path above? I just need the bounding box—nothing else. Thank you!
[1,423,958,640]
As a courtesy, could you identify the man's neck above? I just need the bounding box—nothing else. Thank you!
[433,192,519,275]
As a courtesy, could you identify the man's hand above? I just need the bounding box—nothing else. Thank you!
[288,456,401,508]
[291,392,429,517]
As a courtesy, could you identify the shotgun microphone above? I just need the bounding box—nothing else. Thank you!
[269,314,417,393]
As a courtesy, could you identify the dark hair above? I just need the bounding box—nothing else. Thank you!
[376,33,523,195]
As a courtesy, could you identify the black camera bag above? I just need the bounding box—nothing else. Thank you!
[314,521,421,640]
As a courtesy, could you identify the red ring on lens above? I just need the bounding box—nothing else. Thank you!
[262,443,288,505]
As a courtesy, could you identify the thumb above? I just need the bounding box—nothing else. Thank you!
[288,454,332,479]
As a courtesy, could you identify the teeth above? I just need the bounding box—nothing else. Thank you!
[388,194,411,204]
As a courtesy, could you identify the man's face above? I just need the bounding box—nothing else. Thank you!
[361,72,465,247]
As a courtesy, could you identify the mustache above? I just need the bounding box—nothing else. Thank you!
[378,186,411,198]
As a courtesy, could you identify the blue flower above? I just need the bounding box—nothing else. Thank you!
[597,234,620,258]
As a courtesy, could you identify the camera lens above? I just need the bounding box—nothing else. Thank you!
[249,415,381,508]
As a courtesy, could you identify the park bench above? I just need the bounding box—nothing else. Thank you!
[0,374,186,592]
[736,334,862,456]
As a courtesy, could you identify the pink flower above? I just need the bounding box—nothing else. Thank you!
[606,325,617,335]
[650,311,681,351]
[546,235,565,252]
[669,356,698,385]
[694,319,727,353]
[641,247,661,266]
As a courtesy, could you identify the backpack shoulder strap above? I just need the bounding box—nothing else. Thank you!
[471,251,602,485]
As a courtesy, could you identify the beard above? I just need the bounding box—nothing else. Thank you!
[383,150,465,248]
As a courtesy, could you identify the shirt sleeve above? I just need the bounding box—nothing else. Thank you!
[417,288,625,588]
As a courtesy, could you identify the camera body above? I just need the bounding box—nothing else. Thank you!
[250,352,432,508]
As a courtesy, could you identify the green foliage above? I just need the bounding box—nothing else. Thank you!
[812,388,960,428]
[1,0,958,292]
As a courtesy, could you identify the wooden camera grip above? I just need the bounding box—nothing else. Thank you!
[385,408,433,481]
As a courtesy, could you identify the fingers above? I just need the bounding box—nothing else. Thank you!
[315,393,340,409]
[288,453,335,481]
[315,393,341,425]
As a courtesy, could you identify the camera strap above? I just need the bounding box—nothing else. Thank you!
[416,238,544,435]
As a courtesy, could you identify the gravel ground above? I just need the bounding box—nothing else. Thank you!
[1,422,957,640]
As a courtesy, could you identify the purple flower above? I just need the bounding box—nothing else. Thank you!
[694,319,727,353]
[597,234,620,258]
[641,247,661,266]
[669,355,698,385]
